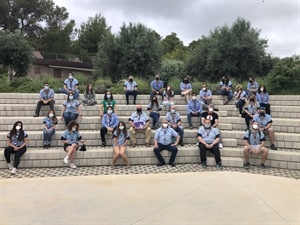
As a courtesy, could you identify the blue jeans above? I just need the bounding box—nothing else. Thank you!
[187,112,202,127]
[236,99,246,114]
[173,126,184,143]
[43,128,55,144]
[149,112,160,127]
[63,112,78,126]
[220,89,233,100]
[59,88,79,100]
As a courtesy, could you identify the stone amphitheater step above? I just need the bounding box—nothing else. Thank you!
[0,146,299,170]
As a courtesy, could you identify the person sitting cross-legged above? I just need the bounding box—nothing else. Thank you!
[59,72,79,100]
[219,75,233,105]
[243,121,268,169]
[186,93,202,129]
[180,77,192,103]
[100,106,119,147]
[153,119,180,167]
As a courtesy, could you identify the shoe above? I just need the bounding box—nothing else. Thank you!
[214,108,219,111]
[11,167,17,174]
[270,144,277,150]
[244,162,251,169]
[181,94,184,97]
[189,127,193,129]
[195,142,199,146]
[43,144,47,149]
[7,162,13,170]
[201,162,207,168]
[223,99,229,105]
[63,156,70,164]
[169,162,176,167]
[179,142,184,146]
[260,163,266,169]
[33,114,39,117]
[131,143,136,148]
[47,144,51,148]
[126,102,129,105]
[133,102,136,105]
[239,114,242,117]
[234,107,238,111]
[216,163,222,169]
[245,126,250,131]
[218,143,224,149]
[157,161,165,166]
[151,126,156,130]
[102,142,106,147]
[145,143,150,147]
[69,163,77,169]
[155,122,160,129]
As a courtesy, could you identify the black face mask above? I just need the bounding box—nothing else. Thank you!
[222,79,225,83]
[129,79,133,82]
[184,79,188,83]
[260,112,265,116]
[155,77,159,81]
[137,109,142,113]
[153,99,157,102]
[250,98,254,101]
[249,80,253,83]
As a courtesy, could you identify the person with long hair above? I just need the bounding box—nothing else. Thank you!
[4,121,29,174]
[233,84,247,116]
[256,85,271,115]
[162,84,174,112]
[61,93,82,126]
[43,110,58,148]
[180,77,192,103]
[82,83,97,106]
[100,91,118,117]
[112,121,130,167]
[61,120,86,169]
[147,95,162,129]
[244,94,260,130]
[219,76,233,105]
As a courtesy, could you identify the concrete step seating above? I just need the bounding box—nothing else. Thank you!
[0,93,299,170]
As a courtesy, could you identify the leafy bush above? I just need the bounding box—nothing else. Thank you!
[94,77,113,94]
[159,60,185,85]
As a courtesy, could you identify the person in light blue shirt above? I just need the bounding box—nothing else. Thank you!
[180,77,192,103]
[197,118,222,169]
[256,85,271,115]
[186,93,202,128]
[162,84,175,112]
[243,94,260,130]
[60,93,82,126]
[219,76,233,104]
[33,82,55,117]
[233,84,247,116]
[147,96,162,129]
[112,121,130,167]
[150,74,164,101]
[246,77,259,96]
[101,106,119,147]
[243,121,268,169]
[43,110,58,148]
[124,75,138,105]
[153,120,180,167]
[59,72,79,100]
[199,83,213,110]
[165,105,184,146]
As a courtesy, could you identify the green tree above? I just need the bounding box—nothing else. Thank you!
[159,60,185,85]
[161,32,189,61]
[0,31,33,81]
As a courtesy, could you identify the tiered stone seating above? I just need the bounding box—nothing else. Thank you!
[0,93,299,169]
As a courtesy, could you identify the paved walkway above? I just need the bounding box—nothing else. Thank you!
[1,167,299,225]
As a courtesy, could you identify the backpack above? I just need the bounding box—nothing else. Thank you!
[248,129,262,142]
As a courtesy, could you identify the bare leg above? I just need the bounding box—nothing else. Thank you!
[112,146,121,166]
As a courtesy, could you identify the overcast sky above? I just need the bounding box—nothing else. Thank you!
[53,0,299,57]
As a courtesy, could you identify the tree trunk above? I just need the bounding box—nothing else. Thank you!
[8,65,15,81]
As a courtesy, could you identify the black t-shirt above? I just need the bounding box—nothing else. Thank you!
[201,112,218,126]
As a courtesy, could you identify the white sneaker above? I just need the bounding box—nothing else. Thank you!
[219,143,224,149]
[195,142,199,146]
[7,162,13,170]
[11,168,17,174]
[63,156,70,164]
[69,163,77,169]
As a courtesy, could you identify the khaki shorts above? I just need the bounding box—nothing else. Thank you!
[245,145,262,154]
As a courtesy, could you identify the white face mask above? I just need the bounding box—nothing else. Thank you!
[106,94,111,99]
[49,113,54,118]
[192,96,197,100]
[162,123,168,128]
[119,126,124,130]
[252,124,258,130]
[69,96,74,100]
[69,75,73,79]
[260,88,264,92]
[72,127,77,131]
[203,87,207,91]
[171,109,176,113]
[208,108,214,112]
[16,125,21,130]
[204,123,211,129]
[44,86,49,90]
[167,87,170,90]
[107,110,112,114]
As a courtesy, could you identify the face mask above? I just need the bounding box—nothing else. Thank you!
[250,98,254,101]
[204,123,211,129]
[249,80,253,83]
[167,87,170,90]
[260,88,264,92]
[155,77,159,80]
[153,98,157,102]
[106,94,111,99]
[16,125,21,130]
[119,126,124,130]
[184,79,188,83]
[69,96,74,100]
[137,108,142,113]
[171,109,176,113]
[72,127,77,131]
[222,79,225,82]
[49,113,54,118]
[44,86,49,90]
[252,124,258,130]
[162,123,168,128]
[192,96,197,100]
[260,112,265,116]
[208,108,214,112]
[129,79,133,82]
[69,75,73,80]
[107,110,112,114]
[203,87,207,91]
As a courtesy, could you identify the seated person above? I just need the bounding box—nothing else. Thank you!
[150,74,164,101]
[243,94,260,130]
[153,119,180,167]
[60,93,82,127]
[112,121,130,167]
[219,76,233,105]
[101,106,119,147]
[180,77,192,103]
[186,93,202,129]
[33,82,55,117]
[59,72,79,100]
[199,83,213,111]
[82,83,97,106]
[256,85,271,115]
[165,105,184,146]
[147,96,162,129]
[253,107,277,150]
[100,91,118,117]
[43,110,58,148]
[124,75,138,105]
[128,105,152,147]
[162,84,174,112]
[233,84,247,116]
[247,76,259,96]
[197,118,222,169]
[243,121,268,169]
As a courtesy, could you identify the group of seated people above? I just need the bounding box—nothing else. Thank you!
[3,73,277,174]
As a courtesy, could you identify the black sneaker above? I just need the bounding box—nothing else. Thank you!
[43,145,47,149]
[33,114,39,117]
[102,142,106,147]
[133,102,136,105]
[179,142,184,146]
[213,108,219,112]
[270,144,277,150]
[244,162,251,169]
[157,161,165,167]
[216,162,222,169]
[126,102,129,105]
[201,162,207,168]
[260,163,266,169]
[47,144,51,148]
[169,162,176,167]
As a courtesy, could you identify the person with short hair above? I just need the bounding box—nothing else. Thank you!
[252,107,277,150]
[180,77,192,103]
[61,120,86,169]
[247,77,259,96]
[4,121,28,175]
[60,93,82,126]
[59,72,79,100]
[43,110,58,148]
[100,91,118,117]
[33,82,55,117]
[256,85,271,115]
[233,84,247,116]
[147,96,162,129]
[101,106,119,147]
[82,83,97,106]
[165,105,184,146]
[128,105,152,147]
[162,84,174,112]
[199,83,213,111]
[112,121,130,167]
[197,118,222,169]
[150,74,164,101]
[186,93,202,129]
[219,76,233,105]
[153,119,180,167]
[124,75,138,105]
[243,121,268,169]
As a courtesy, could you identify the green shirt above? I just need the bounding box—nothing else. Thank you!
[102,99,116,113]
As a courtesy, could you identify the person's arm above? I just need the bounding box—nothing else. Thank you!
[213,118,219,128]
[186,102,192,113]
[73,81,79,92]
[46,90,55,103]
[6,137,17,149]
[61,105,66,119]
[180,82,184,92]
[129,118,135,129]
[124,81,128,91]
[150,81,156,92]
[159,81,164,92]
[205,91,213,101]
[197,133,207,145]
[76,102,82,117]
[144,120,150,129]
